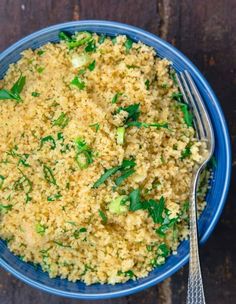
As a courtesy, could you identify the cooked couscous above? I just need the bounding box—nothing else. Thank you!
[0,32,207,284]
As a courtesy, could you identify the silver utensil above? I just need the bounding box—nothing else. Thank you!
[176,70,215,304]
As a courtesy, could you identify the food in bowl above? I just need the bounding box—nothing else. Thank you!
[0,32,208,285]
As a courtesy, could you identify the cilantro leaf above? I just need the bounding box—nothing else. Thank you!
[129,189,143,211]
[124,38,133,52]
[88,60,96,71]
[71,76,85,90]
[143,196,165,224]
[179,103,193,127]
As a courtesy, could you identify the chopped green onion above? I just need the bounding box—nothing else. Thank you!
[116,127,125,145]
[172,92,183,102]
[0,75,26,102]
[98,210,107,224]
[40,135,56,150]
[18,153,30,167]
[75,138,93,169]
[0,175,5,190]
[108,196,128,214]
[114,169,135,186]
[92,158,136,188]
[32,91,40,97]
[71,76,85,90]
[158,244,170,258]
[0,203,13,214]
[89,122,100,132]
[126,121,169,129]
[43,164,57,185]
[53,241,71,248]
[47,192,62,202]
[53,112,69,128]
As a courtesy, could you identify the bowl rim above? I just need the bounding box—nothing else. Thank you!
[0,20,232,300]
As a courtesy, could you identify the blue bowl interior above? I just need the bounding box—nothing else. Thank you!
[0,21,231,299]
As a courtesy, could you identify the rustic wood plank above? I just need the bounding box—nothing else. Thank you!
[0,0,235,303]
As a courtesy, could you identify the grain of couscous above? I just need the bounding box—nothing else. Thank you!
[0,32,208,284]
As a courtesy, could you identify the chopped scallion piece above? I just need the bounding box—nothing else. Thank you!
[43,164,57,185]
[112,92,122,104]
[0,74,26,103]
[40,135,56,150]
[75,138,93,169]
[181,145,191,160]
[53,112,69,128]
[108,196,128,214]
[116,127,125,145]
[89,122,100,132]
[47,192,62,202]
[0,203,13,214]
[85,40,96,52]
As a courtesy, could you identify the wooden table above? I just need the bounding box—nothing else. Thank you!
[0,1,235,303]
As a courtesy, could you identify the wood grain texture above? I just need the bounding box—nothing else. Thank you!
[0,0,235,303]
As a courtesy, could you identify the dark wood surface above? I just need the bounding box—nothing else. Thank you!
[0,1,235,303]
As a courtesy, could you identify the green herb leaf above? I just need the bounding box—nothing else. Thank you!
[0,75,26,102]
[37,50,45,56]
[89,122,100,132]
[40,135,56,150]
[143,196,165,224]
[0,175,5,190]
[53,112,70,128]
[124,38,133,52]
[32,91,40,97]
[67,32,92,49]
[115,169,135,186]
[172,92,183,102]
[98,34,106,44]
[117,103,140,123]
[73,227,87,239]
[98,210,107,224]
[36,66,44,73]
[0,89,18,100]
[71,76,85,90]
[18,153,30,167]
[112,92,122,104]
[53,241,71,248]
[0,203,13,214]
[43,164,57,185]
[129,189,143,211]
[111,37,117,45]
[88,60,96,71]
[181,145,191,160]
[58,31,72,42]
[35,223,47,235]
[85,40,96,52]
[158,244,170,258]
[145,79,150,90]
[11,74,26,96]
[47,192,62,202]
[92,167,120,188]
[179,103,193,127]
[126,121,168,129]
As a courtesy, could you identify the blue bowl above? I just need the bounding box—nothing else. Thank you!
[0,20,231,299]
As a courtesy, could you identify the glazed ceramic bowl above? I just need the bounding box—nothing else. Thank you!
[0,20,231,299]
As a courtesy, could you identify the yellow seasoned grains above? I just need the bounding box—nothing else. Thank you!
[0,33,207,285]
